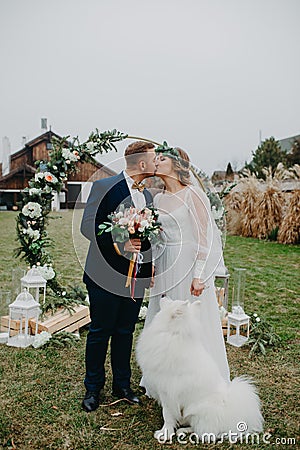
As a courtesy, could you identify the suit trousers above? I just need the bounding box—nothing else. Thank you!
[84,284,143,392]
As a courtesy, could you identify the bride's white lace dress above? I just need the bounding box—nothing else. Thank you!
[145,185,230,383]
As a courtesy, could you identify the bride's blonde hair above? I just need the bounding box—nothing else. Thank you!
[172,147,192,186]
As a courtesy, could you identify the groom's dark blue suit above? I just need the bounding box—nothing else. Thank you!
[81,172,153,392]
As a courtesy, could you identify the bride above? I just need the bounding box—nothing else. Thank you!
[144,146,230,383]
[138,147,263,439]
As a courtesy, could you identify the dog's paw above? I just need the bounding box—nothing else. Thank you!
[154,426,175,443]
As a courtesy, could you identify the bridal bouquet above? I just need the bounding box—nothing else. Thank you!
[98,205,161,299]
[98,205,161,242]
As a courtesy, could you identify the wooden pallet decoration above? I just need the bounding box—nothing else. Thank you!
[221,317,228,337]
[29,304,90,335]
[1,305,90,336]
[0,316,25,336]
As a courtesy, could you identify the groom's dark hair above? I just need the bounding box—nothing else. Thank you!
[125,141,155,167]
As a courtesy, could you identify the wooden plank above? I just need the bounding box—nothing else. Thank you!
[0,316,26,330]
[62,315,90,333]
[30,307,88,334]
[29,305,89,334]
[39,306,87,328]
[221,317,228,337]
[0,326,20,337]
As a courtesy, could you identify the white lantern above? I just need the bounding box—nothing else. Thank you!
[21,266,47,304]
[227,312,250,347]
[7,289,41,348]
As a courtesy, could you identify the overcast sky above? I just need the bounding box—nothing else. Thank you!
[1,0,299,175]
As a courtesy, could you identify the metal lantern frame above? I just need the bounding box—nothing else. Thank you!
[227,311,250,347]
[21,266,47,304]
[7,289,41,348]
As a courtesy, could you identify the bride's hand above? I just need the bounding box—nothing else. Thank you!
[190,279,206,296]
[150,264,155,288]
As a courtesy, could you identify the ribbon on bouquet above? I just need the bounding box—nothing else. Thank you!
[125,252,144,300]
[113,243,143,300]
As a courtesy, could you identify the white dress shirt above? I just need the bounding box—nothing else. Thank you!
[123,170,146,210]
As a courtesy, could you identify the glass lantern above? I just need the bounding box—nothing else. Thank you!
[214,261,230,311]
[7,289,41,348]
[232,267,246,315]
[21,266,47,304]
[227,267,250,347]
[11,268,26,299]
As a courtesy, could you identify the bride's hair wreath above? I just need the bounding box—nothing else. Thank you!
[155,143,191,186]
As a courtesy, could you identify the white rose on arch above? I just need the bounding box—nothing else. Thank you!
[22,202,42,219]
[29,188,42,196]
[35,172,45,182]
[62,148,78,162]
[23,227,40,241]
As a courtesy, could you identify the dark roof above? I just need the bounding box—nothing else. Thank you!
[8,129,116,177]
[25,130,62,148]
[279,134,300,153]
[11,130,61,161]
[0,164,36,183]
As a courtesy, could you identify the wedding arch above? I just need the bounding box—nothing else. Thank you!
[15,129,165,312]
[15,129,221,313]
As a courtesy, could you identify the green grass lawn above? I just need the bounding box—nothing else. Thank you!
[0,211,299,449]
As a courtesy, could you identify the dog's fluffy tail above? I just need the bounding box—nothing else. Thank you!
[190,376,264,438]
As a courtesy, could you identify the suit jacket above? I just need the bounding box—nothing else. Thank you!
[81,172,153,299]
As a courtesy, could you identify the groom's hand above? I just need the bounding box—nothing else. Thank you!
[124,238,141,253]
[190,279,205,296]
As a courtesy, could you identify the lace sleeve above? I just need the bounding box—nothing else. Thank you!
[187,185,223,282]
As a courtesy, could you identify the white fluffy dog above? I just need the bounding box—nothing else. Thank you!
[136,297,264,443]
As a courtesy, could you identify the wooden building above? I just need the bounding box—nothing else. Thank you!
[0,131,116,210]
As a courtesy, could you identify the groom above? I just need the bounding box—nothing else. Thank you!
[80,141,156,412]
